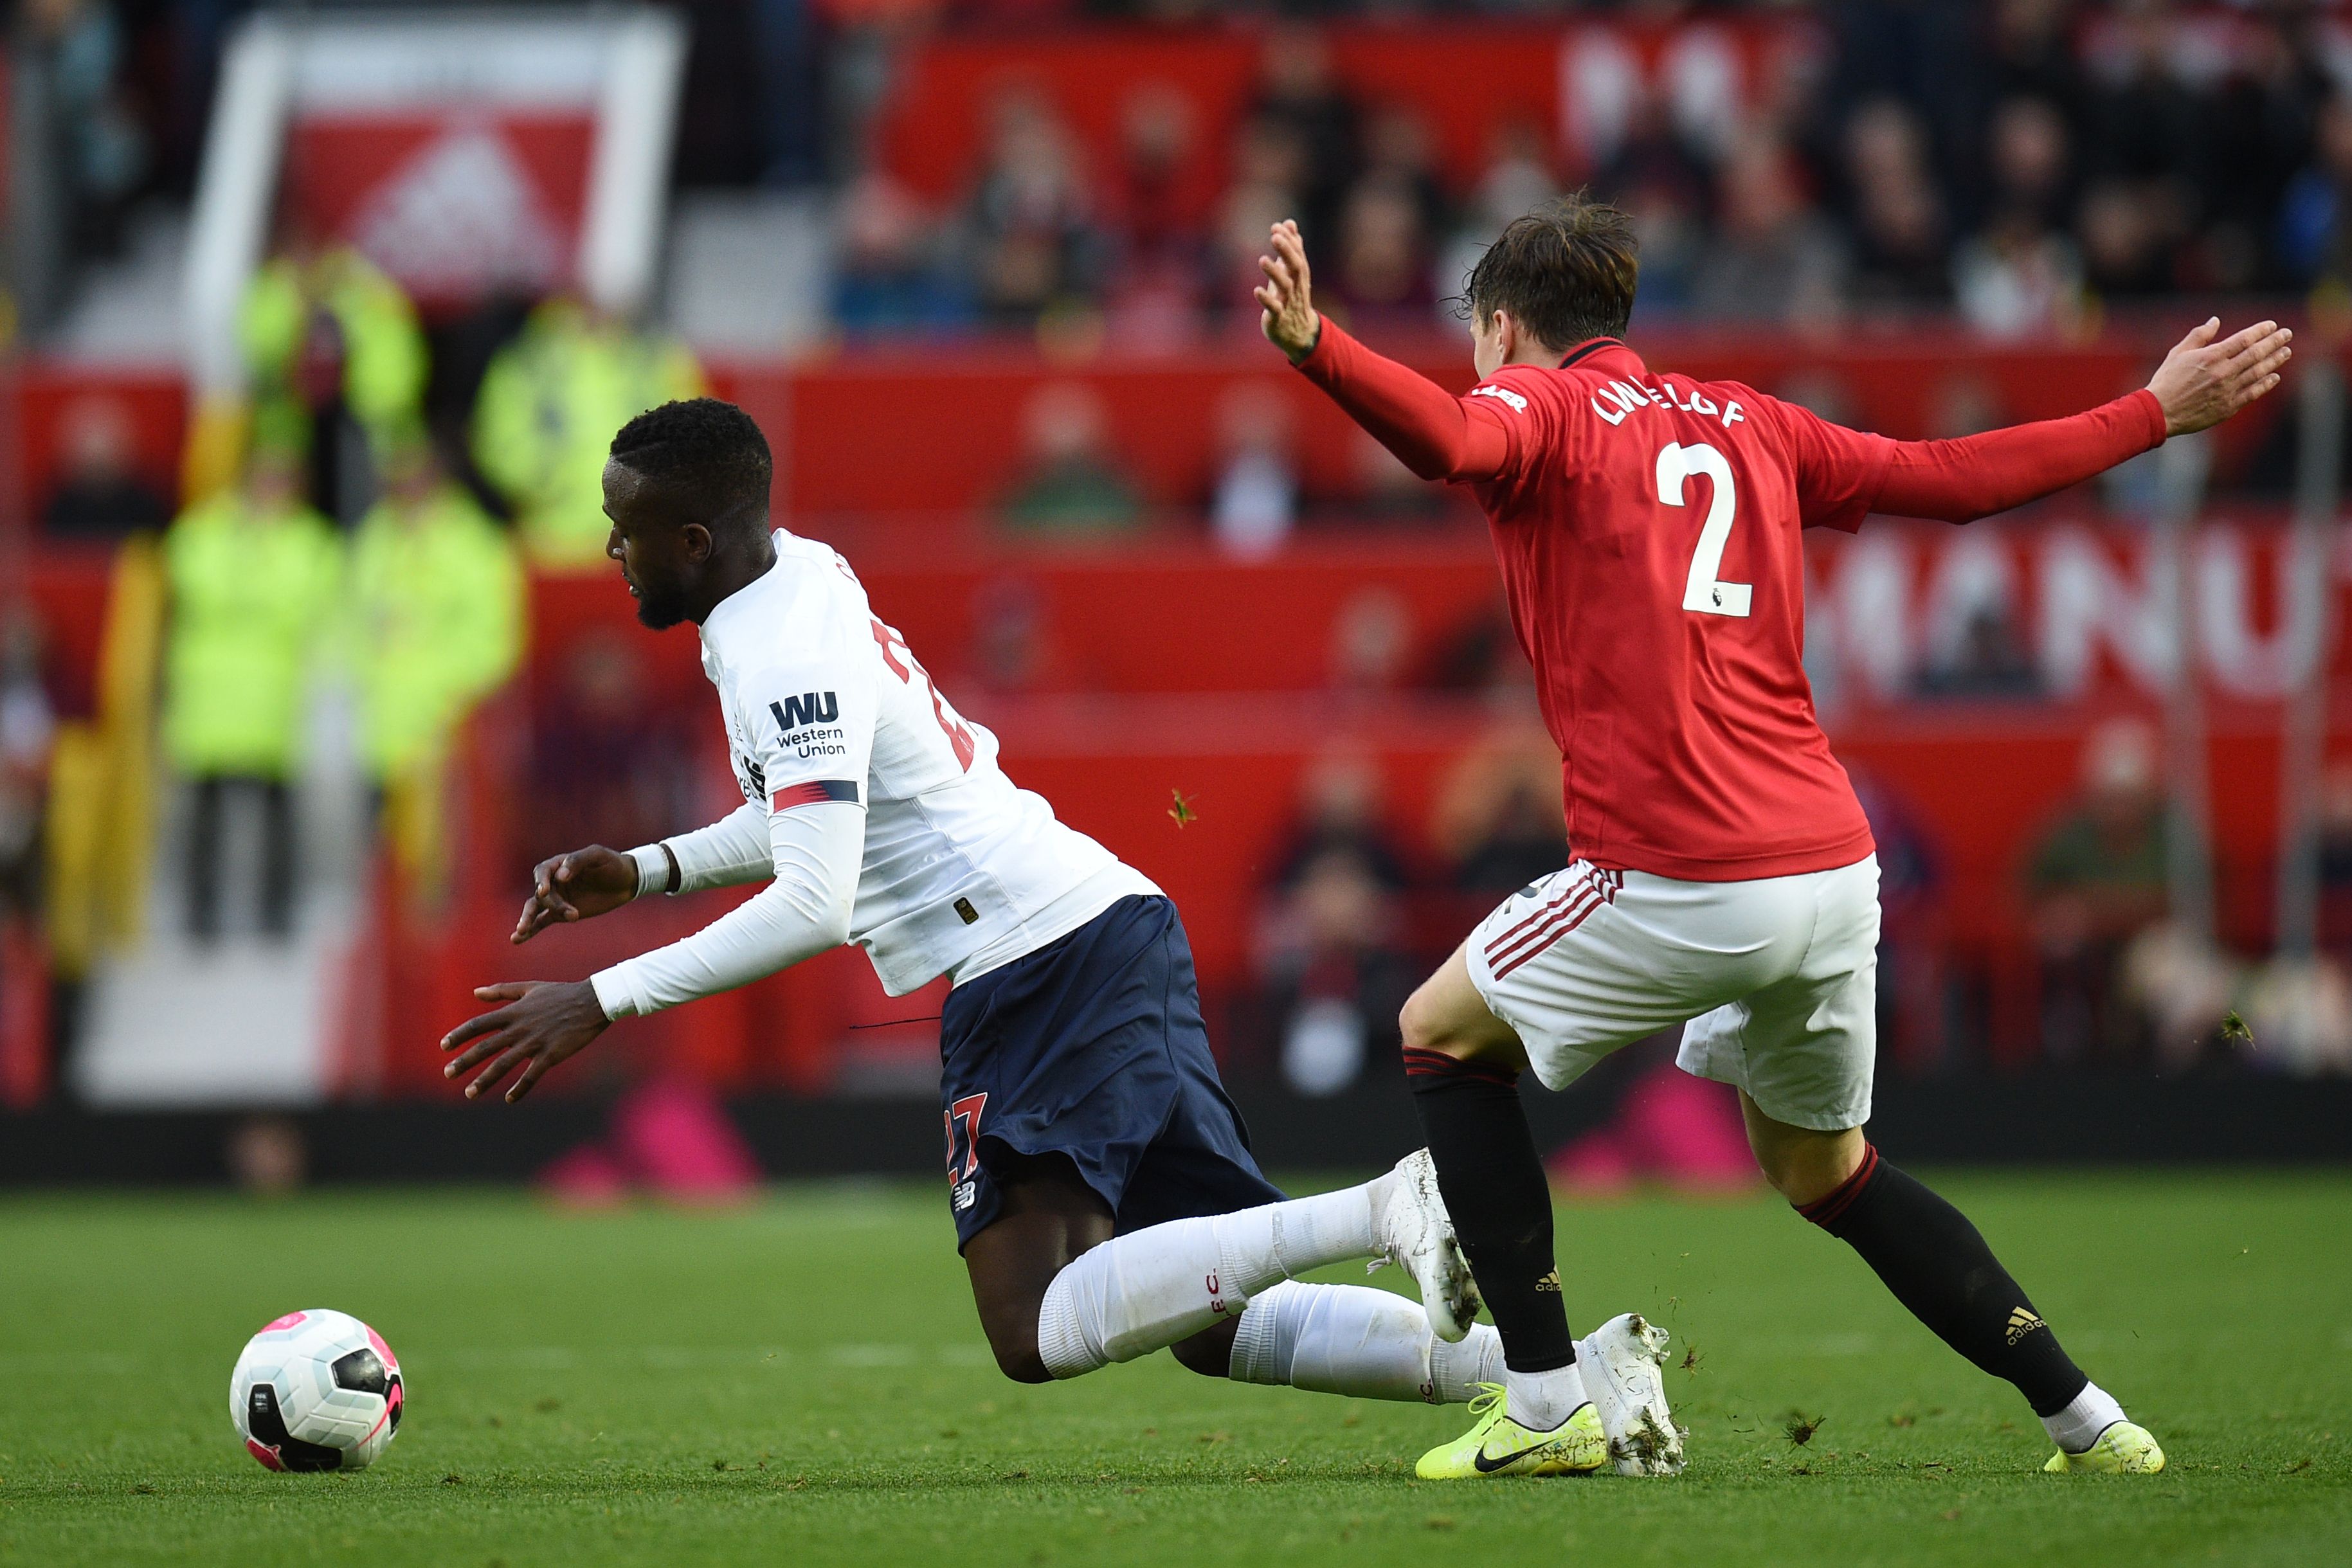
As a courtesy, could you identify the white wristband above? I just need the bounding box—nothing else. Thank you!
[628,843,673,897]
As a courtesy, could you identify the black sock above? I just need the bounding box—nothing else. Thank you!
[1801,1146,2088,1417]
[1404,1048,1573,1373]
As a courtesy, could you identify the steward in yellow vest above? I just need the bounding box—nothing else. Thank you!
[350,446,525,786]
[161,449,341,783]
[161,447,340,939]
[471,297,704,568]
[238,245,428,464]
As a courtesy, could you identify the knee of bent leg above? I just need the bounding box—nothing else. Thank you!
[1398,987,1438,1055]
[988,1335,1054,1385]
[1400,950,1521,1066]
[977,1306,1055,1385]
[1753,1124,1866,1208]
[1751,1142,1807,1202]
[1168,1320,1237,1380]
[1398,980,1463,1057]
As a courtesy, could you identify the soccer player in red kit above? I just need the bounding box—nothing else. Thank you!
[1255,199,2292,1479]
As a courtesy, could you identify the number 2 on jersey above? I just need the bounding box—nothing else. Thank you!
[871,619,977,770]
[1656,440,1752,618]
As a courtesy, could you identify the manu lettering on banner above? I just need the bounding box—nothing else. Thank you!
[1805,518,2341,708]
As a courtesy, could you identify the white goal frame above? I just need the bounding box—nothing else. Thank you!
[185,6,689,395]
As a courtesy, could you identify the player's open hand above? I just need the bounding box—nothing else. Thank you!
[440,980,610,1103]
[2147,317,2293,438]
[1256,219,1321,364]
[512,845,638,944]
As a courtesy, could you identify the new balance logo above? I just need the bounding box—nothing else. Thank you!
[2005,1307,2047,1346]
[771,692,839,732]
[1535,1270,1562,1294]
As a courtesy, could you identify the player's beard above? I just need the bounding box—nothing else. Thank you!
[631,579,692,630]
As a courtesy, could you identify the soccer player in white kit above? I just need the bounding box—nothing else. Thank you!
[440,398,1668,1452]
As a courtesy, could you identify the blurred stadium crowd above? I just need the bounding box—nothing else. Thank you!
[829,1,2352,340]
[6,1,2352,1139]
[22,3,2352,336]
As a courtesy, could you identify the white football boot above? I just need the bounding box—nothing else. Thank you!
[1369,1149,1483,1343]
[1579,1312,1685,1475]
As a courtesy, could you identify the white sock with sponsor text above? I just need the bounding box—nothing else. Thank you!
[1227,1280,1505,1403]
[2042,1381,2128,1454]
[1035,1182,1386,1378]
[1504,1360,1592,1432]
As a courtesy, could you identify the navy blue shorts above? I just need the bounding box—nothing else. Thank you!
[937,895,1285,1250]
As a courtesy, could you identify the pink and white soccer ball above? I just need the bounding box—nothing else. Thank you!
[230,1310,405,1472]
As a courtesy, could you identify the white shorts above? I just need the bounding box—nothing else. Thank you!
[1465,855,1881,1132]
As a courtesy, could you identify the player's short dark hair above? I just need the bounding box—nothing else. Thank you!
[608,398,772,530]
[1458,194,1640,353]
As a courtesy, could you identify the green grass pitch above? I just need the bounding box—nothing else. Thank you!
[1,1171,2346,1567]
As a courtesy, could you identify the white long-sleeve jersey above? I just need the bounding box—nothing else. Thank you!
[588,530,1157,1019]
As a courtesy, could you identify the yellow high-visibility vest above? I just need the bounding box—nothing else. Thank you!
[237,249,429,454]
[348,486,525,780]
[161,493,341,779]
[472,300,705,568]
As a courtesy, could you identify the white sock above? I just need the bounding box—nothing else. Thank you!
[1429,1322,1507,1404]
[1226,1280,1505,1404]
[1504,1360,1591,1432]
[2041,1381,2128,1453]
[1035,1181,1386,1378]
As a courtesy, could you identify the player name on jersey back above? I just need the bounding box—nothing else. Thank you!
[1576,374,1747,432]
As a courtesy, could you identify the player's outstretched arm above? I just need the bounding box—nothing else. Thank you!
[646,802,774,897]
[1257,221,1511,483]
[1858,317,2292,525]
[514,806,777,946]
[445,803,865,1103]
[1256,219,1322,363]
[2145,316,2293,437]
[440,979,609,1103]
[511,846,640,944]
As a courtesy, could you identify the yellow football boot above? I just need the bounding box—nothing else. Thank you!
[2043,1421,2166,1474]
[1415,1383,1607,1479]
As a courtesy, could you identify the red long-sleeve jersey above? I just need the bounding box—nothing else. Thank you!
[1296,318,2167,880]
